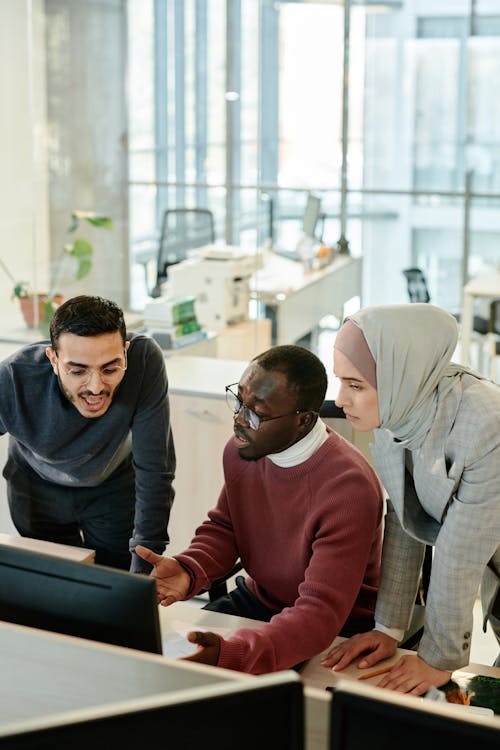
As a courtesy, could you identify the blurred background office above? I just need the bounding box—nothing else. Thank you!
[1,0,500,369]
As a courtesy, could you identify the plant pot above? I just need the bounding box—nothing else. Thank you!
[19,294,63,329]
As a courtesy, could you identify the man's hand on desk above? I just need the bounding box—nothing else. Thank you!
[321,630,398,672]
[135,545,190,605]
[182,631,221,667]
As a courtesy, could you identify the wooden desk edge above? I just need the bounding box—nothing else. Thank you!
[0,533,95,564]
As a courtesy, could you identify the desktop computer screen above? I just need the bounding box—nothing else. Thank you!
[302,192,322,239]
[330,680,499,750]
[0,543,162,654]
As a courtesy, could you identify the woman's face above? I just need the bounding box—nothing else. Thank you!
[333,348,381,432]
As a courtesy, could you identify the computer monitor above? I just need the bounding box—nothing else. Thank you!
[302,192,322,239]
[0,675,304,749]
[0,543,162,654]
[330,680,499,750]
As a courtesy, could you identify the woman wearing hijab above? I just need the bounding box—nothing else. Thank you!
[322,303,500,695]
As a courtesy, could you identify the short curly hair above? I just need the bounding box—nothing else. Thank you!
[252,345,327,413]
[49,295,126,350]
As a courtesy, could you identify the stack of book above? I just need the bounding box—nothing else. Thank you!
[143,295,207,350]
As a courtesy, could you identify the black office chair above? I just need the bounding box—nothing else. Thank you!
[402,267,431,303]
[151,208,216,298]
[202,561,244,603]
[402,266,491,333]
[402,267,493,374]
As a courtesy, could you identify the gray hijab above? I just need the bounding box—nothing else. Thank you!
[341,303,482,450]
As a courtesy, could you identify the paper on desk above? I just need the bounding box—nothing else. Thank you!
[162,619,232,660]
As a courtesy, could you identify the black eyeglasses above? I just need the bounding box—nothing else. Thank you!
[225,383,304,431]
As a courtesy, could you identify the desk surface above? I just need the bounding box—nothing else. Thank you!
[250,251,359,300]
[460,272,500,368]
[0,532,95,563]
[0,310,145,346]
[464,272,500,297]
[159,600,499,688]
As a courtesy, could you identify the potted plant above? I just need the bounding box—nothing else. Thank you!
[0,211,113,330]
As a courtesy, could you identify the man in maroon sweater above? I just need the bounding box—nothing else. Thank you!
[138,345,384,674]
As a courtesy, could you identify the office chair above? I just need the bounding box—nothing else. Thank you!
[151,208,215,298]
[206,561,244,603]
[402,268,431,303]
[402,267,491,372]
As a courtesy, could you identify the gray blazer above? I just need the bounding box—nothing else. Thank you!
[371,373,500,671]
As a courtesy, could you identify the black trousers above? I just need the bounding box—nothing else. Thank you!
[3,456,135,570]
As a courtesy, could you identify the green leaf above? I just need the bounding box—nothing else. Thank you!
[75,257,92,280]
[69,237,93,259]
[64,237,93,280]
[84,215,113,230]
[66,214,80,234]
[12,282,30,299]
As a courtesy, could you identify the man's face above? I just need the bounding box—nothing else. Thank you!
[231,363,311,461]
[46,332,129,419]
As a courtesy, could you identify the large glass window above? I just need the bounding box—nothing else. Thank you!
[4,1,500,338]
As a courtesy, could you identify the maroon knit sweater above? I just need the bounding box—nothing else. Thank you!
[174,428,384,674]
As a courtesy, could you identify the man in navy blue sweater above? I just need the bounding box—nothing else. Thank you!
[0,295,176,573]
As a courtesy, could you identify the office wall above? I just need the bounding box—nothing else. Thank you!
[44,0,130,307]
[0,0,50,319]
[0,0,130,328]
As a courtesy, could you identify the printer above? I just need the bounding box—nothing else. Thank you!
[168,245,263,330]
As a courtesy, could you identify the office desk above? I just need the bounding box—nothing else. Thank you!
[460,272,500,374]
[0,619,301,747]
[159,601,500,750]
[251,253,362,345]
[0,532,95,563]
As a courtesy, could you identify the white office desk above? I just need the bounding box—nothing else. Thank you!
[460,272,500,373]
[0,532,95,563]
[251,253,362,345]
[159,601,500,750]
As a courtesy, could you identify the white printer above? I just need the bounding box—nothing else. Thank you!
[168,245,263,329]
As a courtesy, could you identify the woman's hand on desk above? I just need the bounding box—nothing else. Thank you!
[321,630,398,671]
[375,654,452,696]
[321,631,452,696]
[135,545,190,606]
[182,631,221,667]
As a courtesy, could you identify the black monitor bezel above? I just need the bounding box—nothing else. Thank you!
[0,543,162,654]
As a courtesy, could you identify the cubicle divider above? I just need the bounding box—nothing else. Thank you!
[0,620,304,749]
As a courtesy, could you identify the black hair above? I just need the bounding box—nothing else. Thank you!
[252,344,327,412]
[49,295,126,350]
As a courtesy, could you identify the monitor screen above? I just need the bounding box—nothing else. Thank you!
[0,676,304,750]
[302,193,322,238]
[330,681,499,750]
[0,544,162,654]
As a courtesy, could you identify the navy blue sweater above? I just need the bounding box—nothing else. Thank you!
[0,333,176,572]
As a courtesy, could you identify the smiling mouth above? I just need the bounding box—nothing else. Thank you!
[79,391,109,412]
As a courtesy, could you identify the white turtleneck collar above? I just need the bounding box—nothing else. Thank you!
[267,418,329,468]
